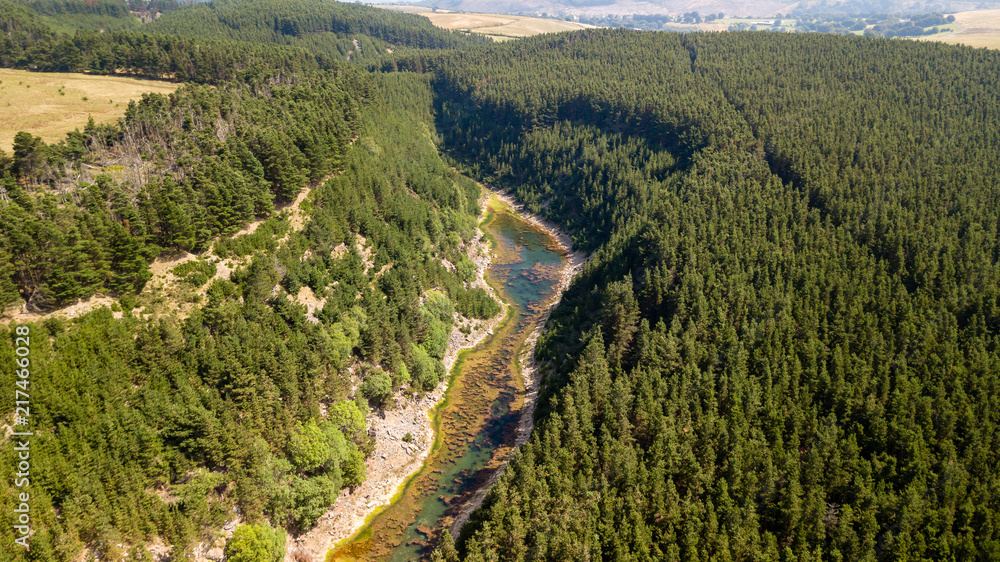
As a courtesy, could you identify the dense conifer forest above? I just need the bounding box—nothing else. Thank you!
[432,30,1000,561]
[1,1,1000,560]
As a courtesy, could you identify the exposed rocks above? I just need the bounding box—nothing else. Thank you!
[448,187,586,537]
[285,195,508,562]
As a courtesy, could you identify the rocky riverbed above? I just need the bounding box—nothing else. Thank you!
[286,196,509,562]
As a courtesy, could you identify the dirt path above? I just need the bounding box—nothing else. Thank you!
[1,183,317,328]
[0,294,120,325]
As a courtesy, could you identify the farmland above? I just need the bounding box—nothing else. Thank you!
[0,69,178,152]
[921,9,1000,49]
[380,6,593,40]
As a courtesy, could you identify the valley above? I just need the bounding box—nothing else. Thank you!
[328,195,577,561]
[1,1,999,561]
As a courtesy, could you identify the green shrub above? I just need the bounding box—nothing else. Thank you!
[224,524,285,562]
[360,368,393,407]
[171,259,217,287]
[455,254,477,283]
[287,420,347,474]
[410,343,443,391]
[214,217,289,258]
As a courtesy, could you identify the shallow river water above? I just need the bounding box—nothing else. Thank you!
[328,204,567,561]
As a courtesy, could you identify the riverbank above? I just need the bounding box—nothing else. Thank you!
[287,193,509,561]
[315,187,584,561]
[448,188,586,536]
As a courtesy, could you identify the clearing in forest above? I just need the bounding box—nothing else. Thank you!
[0,68,179,152]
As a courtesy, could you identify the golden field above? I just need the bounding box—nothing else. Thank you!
[921,10,1000,49]
[0,68,179,152]
[381,6,594,40]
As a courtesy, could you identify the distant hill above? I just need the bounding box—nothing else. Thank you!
[426,0,1000,18]
[148,0,489,50]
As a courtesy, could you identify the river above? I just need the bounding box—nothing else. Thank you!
[328,197,569,561]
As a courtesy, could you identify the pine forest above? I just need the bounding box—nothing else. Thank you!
[0,1,998,561]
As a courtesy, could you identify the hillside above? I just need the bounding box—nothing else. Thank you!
[146,0,490,63]
[0,2,499,558]
[0,69,178,152]
[390,8,595,41]
[432,29,1000,560]
[2,2,1000,561]
[922,9,1000,49]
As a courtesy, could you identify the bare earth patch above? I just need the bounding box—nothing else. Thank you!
[290,286,326,324]
[0,294,118,325]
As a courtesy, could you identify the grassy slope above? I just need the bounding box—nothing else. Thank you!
[0,68,179,152]
[921,9,1000,49]
[379,6,594,41]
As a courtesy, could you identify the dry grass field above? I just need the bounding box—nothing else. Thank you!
[921,10,1000,49]
[383,6,594,40]
[0,69,179,152]
[471,15,596,39]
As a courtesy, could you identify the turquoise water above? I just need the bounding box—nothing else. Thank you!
[491,213,564,313]
[386,211,564,561]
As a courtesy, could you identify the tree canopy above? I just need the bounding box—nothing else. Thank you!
[434,29,1000,561]
[2,4,1000,561]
